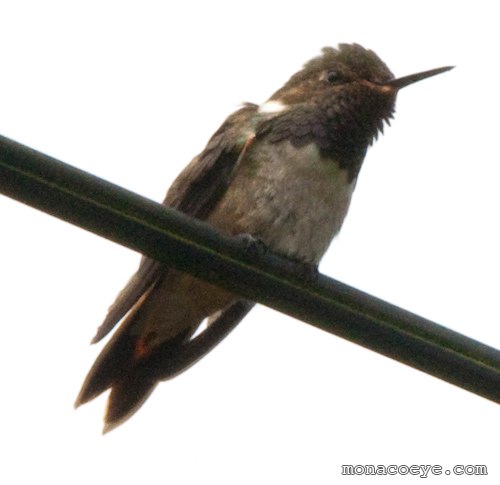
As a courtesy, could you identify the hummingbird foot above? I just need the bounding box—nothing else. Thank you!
[287,258,319,284]
[234,233,268,258]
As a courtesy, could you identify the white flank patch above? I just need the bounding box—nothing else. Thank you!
[258,99,288,114]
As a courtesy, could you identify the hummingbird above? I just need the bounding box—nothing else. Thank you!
[75,43,452,432]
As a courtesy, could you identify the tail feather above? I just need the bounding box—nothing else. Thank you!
[76,300,254,432]
[103,378,157,434]
[75,325,190,409]
[75,328,136,407]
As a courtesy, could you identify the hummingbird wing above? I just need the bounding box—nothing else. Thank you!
[76,104,259,429]
[90,103,259,344]
[91,257,163,343]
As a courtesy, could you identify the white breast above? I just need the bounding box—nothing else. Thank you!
[257,142,356,263]
[213,140,357,264]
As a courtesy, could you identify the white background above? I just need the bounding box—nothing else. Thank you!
[0,1,498,483]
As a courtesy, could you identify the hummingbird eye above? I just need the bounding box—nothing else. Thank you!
[325,70,343,85]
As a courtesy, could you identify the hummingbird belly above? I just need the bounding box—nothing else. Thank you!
[208,140,356,264]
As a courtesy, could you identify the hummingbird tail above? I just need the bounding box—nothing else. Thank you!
[74,320,190,422]
[76,300,254,432]
[103,301,254,431]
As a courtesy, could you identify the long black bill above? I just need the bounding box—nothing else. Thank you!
[387,66,454,90]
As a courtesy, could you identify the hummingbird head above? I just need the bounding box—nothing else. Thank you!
[267,44,453,147]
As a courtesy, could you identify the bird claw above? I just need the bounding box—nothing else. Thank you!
[234,233,268,258]
[289,259,319,284]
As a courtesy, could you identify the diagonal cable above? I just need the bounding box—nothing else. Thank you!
[1,133,500,403]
